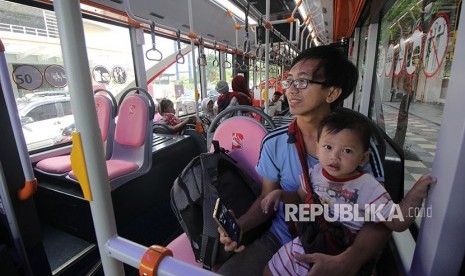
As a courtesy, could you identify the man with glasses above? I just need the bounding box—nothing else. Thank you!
[219,45,388,275]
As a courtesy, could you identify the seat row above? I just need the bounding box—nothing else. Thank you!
[35,87,155,191]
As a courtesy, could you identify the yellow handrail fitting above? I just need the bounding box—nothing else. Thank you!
[194,89,200,102]
[70,131,93,201]
[262,88,268,101]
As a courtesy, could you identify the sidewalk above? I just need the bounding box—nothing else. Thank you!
[381,102,439,195]
[383,100,443,125]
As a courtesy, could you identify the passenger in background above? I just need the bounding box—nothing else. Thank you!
[231,75,253,106]
[153,99,163,122]
[216,80,238,114]
[266,91,282,117]
[200,97,217,122]
[158,98,195,134]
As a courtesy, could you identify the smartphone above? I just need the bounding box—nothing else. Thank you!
[213,198,241,243]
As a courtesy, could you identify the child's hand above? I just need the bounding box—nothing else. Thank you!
[404,173,437,206]
[410,173,436,199]
[261,189,282,214]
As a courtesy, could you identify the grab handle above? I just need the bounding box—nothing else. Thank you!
[145,21,163,61]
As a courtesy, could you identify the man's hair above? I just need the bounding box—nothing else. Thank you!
[291,45,358,108]
[273,91,281,97]
[317,112,372,150]
[159,98,173,114]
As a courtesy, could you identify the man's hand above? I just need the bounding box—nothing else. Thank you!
[218,227,245,253]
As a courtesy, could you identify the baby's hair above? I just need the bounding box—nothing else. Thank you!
[317,112,372,150]
[159,98,173,114]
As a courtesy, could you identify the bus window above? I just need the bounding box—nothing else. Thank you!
[353,22,369,112]
[1,1,134,151]
[372,0,461,227]
[143,34,198,116]
[204,48,220,96]
[225,52,233,84]
[84,21,134,97]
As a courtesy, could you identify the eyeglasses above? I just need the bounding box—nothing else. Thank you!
[280,79,327,90]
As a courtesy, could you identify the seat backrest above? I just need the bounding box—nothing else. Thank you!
[94,89,117,159]
[34,89,117,176]
[108,88,154,189]
[212,116,268,183]
[153,122,172,134]
[113,94,151,165]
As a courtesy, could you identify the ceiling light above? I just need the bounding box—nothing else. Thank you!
[210,0,257,25]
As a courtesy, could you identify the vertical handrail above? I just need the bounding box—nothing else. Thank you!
[0,39,37,201]
[53,1,124,275]
[0,162,33,275]
[187,0,200,119]
[264,0,270,113]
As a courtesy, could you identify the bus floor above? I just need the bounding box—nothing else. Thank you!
[40,200,182,276]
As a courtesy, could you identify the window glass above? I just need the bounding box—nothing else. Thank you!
[27,103,57,121]
[144,34,198,116]
[85,21,134,97]
[373,0,461,225]
[225,52,233,84]
[205,47,220,93]
[352,23,369,112]
[1,1,135,151]
[62,101,72,116]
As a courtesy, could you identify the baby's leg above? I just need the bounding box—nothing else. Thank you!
[263,264,273,276]
[266,237,310,276]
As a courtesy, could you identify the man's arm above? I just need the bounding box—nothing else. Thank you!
[295,222,391,276]
[238,177,280,232]
[219,177,280,252]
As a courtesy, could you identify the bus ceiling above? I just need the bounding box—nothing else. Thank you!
[36,0,338,48]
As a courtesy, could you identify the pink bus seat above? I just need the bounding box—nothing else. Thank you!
[35,90,117,177]
[68,88,154,190]
[166,233,203,269]
[211,116,268,183]
[35,155,72,175]
[167,115,269,269]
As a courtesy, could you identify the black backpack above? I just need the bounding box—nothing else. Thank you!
[170,141,270,270]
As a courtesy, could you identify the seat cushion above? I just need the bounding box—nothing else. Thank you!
[35,155,71,174]
[68,159,138,181]
[105,159,139,180]
[166,233,203,268]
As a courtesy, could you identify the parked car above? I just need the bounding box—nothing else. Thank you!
[52,123,75,145]
[18,91,74,151]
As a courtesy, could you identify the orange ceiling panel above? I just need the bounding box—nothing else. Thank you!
[334,0,366,42]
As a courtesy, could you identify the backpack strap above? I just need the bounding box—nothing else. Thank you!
[199,153,221,269]
[289,120,357,254]
[288,120,331,235]
[212,140,221,153]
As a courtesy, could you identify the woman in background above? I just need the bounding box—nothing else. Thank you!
[231,75,253,106]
